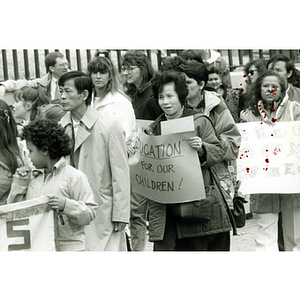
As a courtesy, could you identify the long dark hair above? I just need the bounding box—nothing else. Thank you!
[0,100,22,173]
[244,59,267,80]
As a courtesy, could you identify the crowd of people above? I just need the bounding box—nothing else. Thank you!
[0,49,299,251]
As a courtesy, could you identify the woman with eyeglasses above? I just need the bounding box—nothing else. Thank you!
[239,59,267,117]
[240,70,300,251]
[121,50,163,121]
[121,50,163,251]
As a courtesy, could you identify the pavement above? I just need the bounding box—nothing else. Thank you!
[144,214,258,251]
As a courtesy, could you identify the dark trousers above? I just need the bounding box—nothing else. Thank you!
[154,206,230,251]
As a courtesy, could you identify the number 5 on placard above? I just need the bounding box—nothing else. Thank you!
[6,219,31,251]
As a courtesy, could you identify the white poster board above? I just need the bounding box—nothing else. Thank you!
[0,196,55,251]
[129,125,205,203]
[236,121,300,194]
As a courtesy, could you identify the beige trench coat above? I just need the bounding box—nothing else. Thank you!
[60,106,130,250]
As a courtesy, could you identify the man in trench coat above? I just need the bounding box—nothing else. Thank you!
[59,71,130,251]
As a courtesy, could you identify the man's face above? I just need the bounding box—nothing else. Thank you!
[50,57,69,79]
[268,60,292,81]
[59,79,86,113]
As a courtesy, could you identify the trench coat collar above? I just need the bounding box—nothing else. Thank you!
[60,106,99,129]
[60,106,100,152]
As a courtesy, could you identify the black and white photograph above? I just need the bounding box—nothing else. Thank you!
[1,1,299,299]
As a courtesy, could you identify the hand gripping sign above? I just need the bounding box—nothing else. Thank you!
[0,196,55,251]
[129,120,205,204]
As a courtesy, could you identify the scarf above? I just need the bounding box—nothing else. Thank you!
[257,93,288,125]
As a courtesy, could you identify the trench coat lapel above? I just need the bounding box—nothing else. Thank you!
[60,106,100,152]
[74,125,90,152]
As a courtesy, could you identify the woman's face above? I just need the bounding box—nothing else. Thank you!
[90,71,110,89]
[206,73,222,91]
[184,74,202,101]
[261,75,282,104]
[158,82,182,117]
[247,64,259,84]
[12,98,28,120]
[122,65,143,88]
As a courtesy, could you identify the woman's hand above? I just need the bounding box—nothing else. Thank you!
[189,136,203,152]
[47,195,66,211]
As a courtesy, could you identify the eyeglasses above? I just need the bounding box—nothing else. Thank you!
[121,66,138,74]
[248,70,257,76]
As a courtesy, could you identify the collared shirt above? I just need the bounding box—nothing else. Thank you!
[71,117,80,138]
[50,77,58,100]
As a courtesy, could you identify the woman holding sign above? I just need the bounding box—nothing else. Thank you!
[146,70,234,251]
[241,70,300,251]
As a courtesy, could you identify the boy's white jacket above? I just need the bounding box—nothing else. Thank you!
[7,156,97,251]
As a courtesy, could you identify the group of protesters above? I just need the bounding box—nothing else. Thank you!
[0,49,299,251]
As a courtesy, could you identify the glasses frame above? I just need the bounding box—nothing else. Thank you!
[248,70,257,76]
[121,66,138,74]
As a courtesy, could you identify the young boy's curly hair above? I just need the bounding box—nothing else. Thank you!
[22,119,71,159]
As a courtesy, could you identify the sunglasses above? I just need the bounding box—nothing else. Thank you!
[248,70,257,76]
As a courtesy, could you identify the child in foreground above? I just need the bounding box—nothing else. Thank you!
[7,118,98,251]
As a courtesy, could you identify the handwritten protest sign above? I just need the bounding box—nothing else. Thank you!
[236,121,300,194]
[0,196,55,251]
[129,125,205,203]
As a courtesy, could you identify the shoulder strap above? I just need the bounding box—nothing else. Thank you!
[210,167,237,235]
[193,113,217,136]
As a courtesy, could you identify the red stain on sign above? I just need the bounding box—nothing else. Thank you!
[271,118,277,123]
[273,148,281,156]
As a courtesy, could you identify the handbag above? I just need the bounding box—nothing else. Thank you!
[231,195,247,228]
[231,180,247,228]
[172,168,215,224]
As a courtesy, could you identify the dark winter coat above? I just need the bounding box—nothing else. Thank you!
[146,108,232,241]
[126,81,163,120]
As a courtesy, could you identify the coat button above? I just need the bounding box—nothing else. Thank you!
[84,153,88,158]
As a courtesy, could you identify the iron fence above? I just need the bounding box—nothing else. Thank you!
[1,49,299,82]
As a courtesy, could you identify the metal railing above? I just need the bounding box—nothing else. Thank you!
[1,49,299,82]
